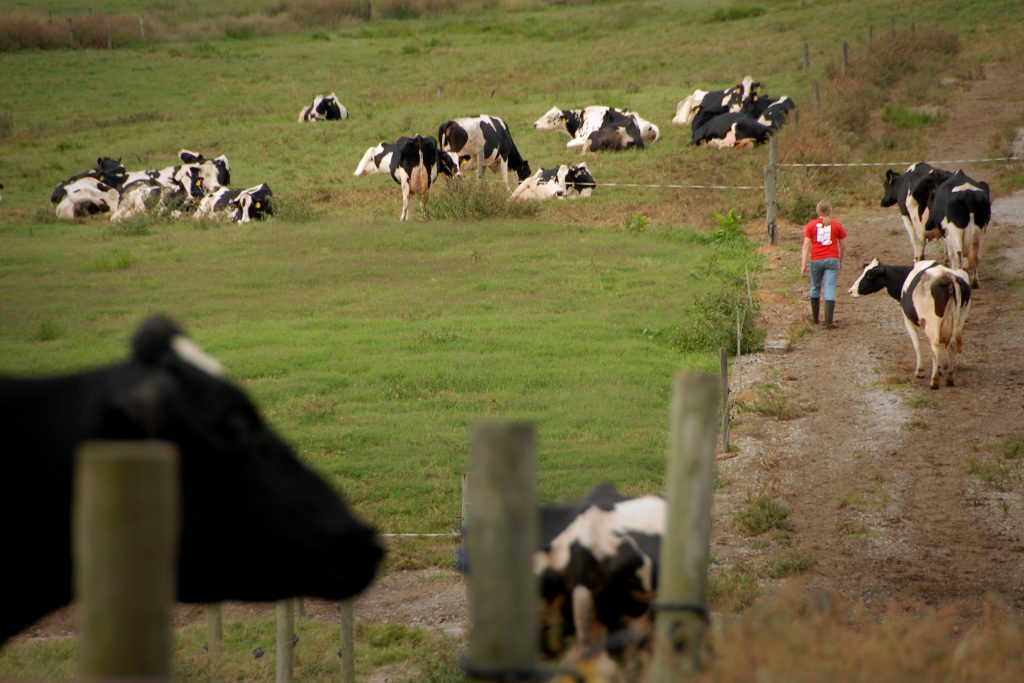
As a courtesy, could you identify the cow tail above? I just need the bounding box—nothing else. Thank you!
[949,276,965,353]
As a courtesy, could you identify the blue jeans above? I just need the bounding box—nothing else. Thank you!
[809,258,840,301]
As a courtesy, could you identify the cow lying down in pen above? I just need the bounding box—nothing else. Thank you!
[0,315,383,644]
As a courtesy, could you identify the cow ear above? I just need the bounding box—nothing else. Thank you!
[131,315,185,366]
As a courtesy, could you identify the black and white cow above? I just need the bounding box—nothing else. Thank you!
[123,150,230,201]
[880,162,954,262]
[298,93,348,122]
[109,178,192,223]
[0,315,383,644]
[672,75,759,127]
[353,136,454,221]
[581,109,647,153]
[535,484,664,657]
[54,177,121,219]
[51,157,127,206]
[438,115,531,189]
[353,137,461,180]
[692,111,773,148]
[926,170,992,288]
[533,106,659,149]
[193,183,274,225]
[849,259,971,389]
[745,94,797,129]
[511,163,595,201]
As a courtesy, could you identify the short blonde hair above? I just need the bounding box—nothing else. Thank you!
[816,200,832,217]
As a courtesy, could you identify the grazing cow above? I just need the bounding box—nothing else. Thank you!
[0,315,383,644]
[535,484,664,657]
[848,259,971,389]
[298,93,349,122]
[880,162,953,262]
[51,157,127,205]
[926,170,991,288]
[692,112,773,148]
[193,183,274,225]
[438,115,531,189]
[534,106,659,149]
[54,177,121,219]
[353,137,461,180]
[511,163,596,201]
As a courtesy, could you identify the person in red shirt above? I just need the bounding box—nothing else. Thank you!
[800,200,847,328]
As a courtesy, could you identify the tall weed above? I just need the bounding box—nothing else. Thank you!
[423,180,540,220]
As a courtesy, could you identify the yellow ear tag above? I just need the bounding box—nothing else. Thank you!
[753,95,758,102]
[254,201,261,209]
[99,175,105,182]
[197,177,204,185]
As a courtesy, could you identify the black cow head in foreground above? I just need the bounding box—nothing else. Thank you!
[0,316,383,645]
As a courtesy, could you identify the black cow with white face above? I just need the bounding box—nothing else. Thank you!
[880,162,954,262]
[925,169,991,288]
[535,484,664,658]
[744,94,797,129]
[438,115,531,189]
[692,112,773,148]
[194,183,274,225]
[0,315,383,644]
[298,93,349,122]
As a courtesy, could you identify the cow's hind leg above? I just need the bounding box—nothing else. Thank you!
[400,181,411,222]
[902,316,924,379]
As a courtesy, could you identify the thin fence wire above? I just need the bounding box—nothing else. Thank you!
[778,156,1020,168]
[600,181,765,190]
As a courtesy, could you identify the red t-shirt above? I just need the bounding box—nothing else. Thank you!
[804,218,846,260]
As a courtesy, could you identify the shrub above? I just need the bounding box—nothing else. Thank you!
[423,180,540,220]
[882,104,944,129]
[735,497,788,536]
[711,209,745,242]
[706,6,764,23]
[766,548,817,578]
[624,212,648,233]
[671,273,764,354]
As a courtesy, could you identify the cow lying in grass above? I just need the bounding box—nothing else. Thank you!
[0,315,383,644]
[511,163,595,201]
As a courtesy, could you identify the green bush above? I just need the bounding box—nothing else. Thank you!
[672,273,764,354]
[735,497,789,536]
[424,180,540,220]
[706,6,765,23]
[882,104,944,128]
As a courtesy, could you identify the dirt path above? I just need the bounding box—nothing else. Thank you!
[715,60,1024,611]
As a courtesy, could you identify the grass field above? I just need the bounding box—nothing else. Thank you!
[2,0,1024,680]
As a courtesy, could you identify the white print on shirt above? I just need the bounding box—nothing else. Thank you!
[815,222,832,246]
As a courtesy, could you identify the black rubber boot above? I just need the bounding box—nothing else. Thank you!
[810,297,820,324]
[824,300,837,329]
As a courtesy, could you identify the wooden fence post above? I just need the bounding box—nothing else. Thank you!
[140,15,146,41]
[340,601,356,683]
[66,17,73,46]
[465,422,537,682]
[106,18,112,49]
[48,9,53,24]
[206,604,223,656]
[868,23,873,45]
[651,374,719,681]
[813,81,821,107]
[74,441,178,680]
[276,600,295,683]
[719,349,730,452]
[842,41,848,75]
[802,42,809,71]
[764,135,778,245]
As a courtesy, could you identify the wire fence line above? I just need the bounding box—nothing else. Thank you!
[778,155,1021,168]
